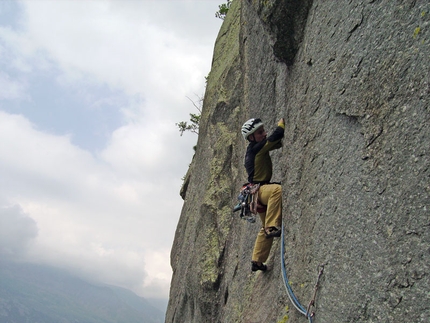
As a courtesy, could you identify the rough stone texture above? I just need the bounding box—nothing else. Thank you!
[166,0,429,322]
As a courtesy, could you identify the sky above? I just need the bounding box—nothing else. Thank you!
[0,0,223,300]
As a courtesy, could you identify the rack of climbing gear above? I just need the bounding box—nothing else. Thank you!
[232,183,260,223]
[280,222,324,323]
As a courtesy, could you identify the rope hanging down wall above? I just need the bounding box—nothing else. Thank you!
[280,222,324,322]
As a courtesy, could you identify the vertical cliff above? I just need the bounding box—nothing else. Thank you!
[166,0,429,322]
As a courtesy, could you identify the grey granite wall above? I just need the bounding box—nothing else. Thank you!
[166,1,429,322]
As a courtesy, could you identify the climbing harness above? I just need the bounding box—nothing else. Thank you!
[232,183,262,223]
[280,222,324,322]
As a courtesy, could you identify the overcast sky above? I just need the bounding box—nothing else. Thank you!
[0,0,223,300]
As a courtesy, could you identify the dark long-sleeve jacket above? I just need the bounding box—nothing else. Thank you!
[244,125,284,183]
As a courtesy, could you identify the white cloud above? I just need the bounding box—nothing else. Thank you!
[0,0,222,299]
[0,110,185,298]
[0,71,27,100]
[0,204,38,257]
[18,1,214,112]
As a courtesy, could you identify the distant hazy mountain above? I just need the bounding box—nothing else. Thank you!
[0,260,164,323]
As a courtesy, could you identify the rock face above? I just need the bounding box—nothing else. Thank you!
[166,1,429,322]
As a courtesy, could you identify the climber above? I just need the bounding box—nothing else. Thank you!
[241,117,285,272]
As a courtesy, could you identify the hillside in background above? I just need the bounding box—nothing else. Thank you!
[0,260,165,323]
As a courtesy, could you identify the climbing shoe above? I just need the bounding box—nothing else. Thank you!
[264,226,281,238]
[251,261,267,272]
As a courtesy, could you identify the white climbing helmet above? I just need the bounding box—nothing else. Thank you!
[241,118,264,140]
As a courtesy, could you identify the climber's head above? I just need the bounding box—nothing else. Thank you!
[241,118,266,142]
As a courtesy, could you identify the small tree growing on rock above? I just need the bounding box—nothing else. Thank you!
[215,0,232,20]
[176,95,202,136]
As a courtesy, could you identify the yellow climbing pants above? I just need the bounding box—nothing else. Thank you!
[252,183,282,263]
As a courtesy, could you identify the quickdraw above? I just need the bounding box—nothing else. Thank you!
[306,264,325,318]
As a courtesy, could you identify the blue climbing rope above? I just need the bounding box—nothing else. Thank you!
[280,222,313,323]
